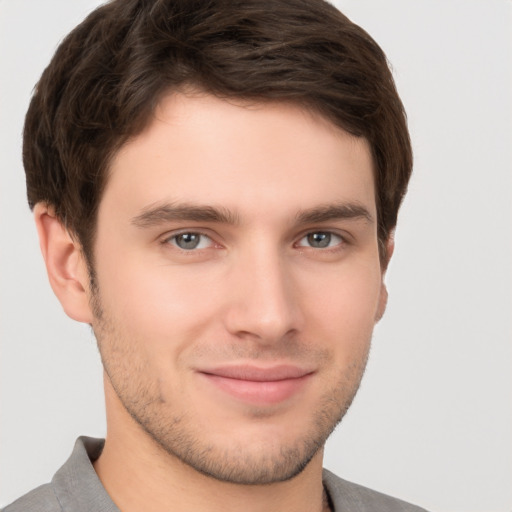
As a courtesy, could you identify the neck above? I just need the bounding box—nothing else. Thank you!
[94,382,328,512]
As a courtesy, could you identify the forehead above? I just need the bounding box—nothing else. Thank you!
[102,92,376,222]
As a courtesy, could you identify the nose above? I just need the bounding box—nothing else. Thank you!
[223,246,303,344]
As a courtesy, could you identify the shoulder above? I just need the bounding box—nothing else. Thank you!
[323,469,429,512]
[2,483,62,512]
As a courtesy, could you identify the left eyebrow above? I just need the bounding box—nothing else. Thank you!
[131,201,240,228]
[295,202,374,225]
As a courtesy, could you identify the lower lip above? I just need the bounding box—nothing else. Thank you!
[200,373,312,405]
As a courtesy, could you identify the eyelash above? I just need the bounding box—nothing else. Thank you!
[295,231,345,250]
[162,231,216,251]
[162,230,348,253]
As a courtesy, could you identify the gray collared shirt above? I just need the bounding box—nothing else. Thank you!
[3,437,427,512]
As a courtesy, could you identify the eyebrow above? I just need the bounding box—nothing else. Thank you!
[295,202,374,225]
[131,200,373,228]
[131,202,240,228]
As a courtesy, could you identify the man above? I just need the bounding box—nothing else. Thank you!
[3,0,425,510]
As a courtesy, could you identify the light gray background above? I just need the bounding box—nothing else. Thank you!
[1,1,511,510]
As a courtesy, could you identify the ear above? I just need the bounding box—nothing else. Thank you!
[375,235,395,323]
[34,203,94,323]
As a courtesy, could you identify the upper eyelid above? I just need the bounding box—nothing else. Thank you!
[159,227,351,246]
[294,228,351,243]
[162,228,214,241]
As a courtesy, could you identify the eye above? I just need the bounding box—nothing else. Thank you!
[297,231,344,249]
[167,232,213,250]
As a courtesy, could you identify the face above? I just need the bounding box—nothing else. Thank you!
[89,92,386,484]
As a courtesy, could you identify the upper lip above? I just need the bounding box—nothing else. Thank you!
[199,364,314,382]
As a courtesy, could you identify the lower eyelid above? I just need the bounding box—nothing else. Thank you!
[161,231,348,251]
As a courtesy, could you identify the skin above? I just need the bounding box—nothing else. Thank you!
[35,92,391,512]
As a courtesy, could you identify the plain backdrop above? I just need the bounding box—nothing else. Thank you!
[1,1,511,510]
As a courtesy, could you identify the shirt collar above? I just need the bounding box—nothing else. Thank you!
[51,436,119,512]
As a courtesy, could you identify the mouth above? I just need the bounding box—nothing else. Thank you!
[197,364,314,405]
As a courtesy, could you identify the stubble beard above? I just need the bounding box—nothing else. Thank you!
[91,290,370,485]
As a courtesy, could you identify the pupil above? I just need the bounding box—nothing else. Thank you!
[308,232,330,248]
[177,233,200,249]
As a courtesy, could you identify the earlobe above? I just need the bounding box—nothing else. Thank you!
[375,284,388,323]
[34,203,94,323]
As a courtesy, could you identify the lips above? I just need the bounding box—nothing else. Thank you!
[198,364,314,405]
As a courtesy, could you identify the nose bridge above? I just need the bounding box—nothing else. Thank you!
[225,238,301,342]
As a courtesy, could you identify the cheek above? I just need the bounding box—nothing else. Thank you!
[94,249,224,352]
[94,230,383,368]
[300,259,383,352]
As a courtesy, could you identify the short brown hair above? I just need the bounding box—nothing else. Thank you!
[24,0,412,266]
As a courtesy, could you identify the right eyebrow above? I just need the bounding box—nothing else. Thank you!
[131,201,240,228]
